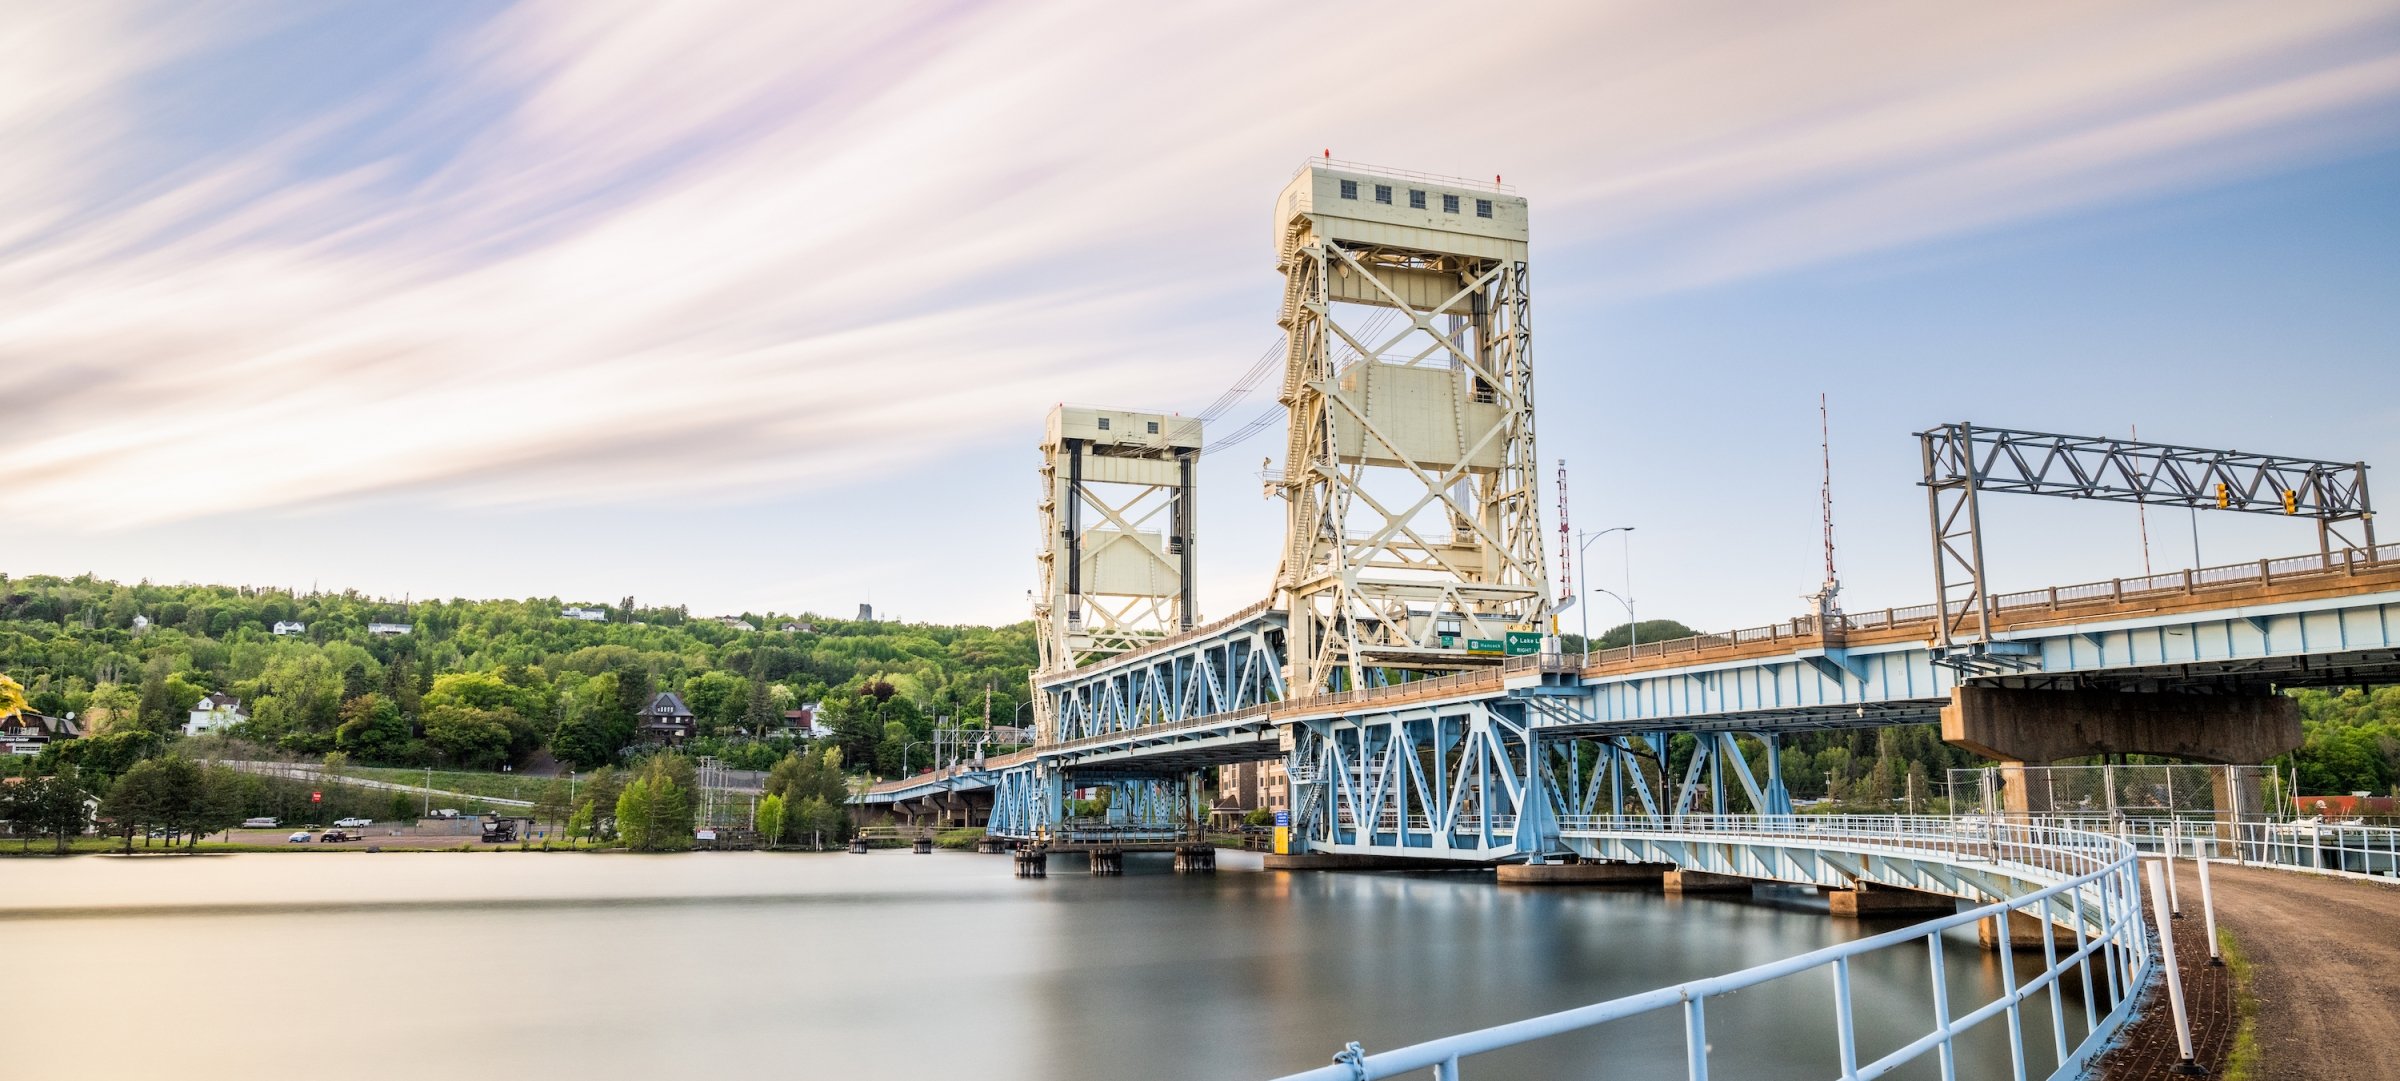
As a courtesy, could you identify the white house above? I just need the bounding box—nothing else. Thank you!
[272,621,307,636]
[561,606,610,622]
[184,693,249,737]
[367,622,411,637]
[777,621,817,634]
[713,616,758,632]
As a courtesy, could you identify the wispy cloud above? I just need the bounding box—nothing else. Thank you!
[2,1,2396,531]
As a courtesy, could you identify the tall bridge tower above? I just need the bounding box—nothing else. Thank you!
[1270,162,1549,693]
[1033,406,1202,740]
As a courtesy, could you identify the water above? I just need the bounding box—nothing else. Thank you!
[5,850,2088,1080]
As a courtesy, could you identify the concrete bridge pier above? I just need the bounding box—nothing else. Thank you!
[1174,844,1216,873]
[1940,685,2300,819]
[1664,869,1756,894]
[1089,848,1124,876]
[1826,883,1956,917]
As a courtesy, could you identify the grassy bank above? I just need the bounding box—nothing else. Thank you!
[2218,928,2262,1081]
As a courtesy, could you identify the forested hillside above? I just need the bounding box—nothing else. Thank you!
[2,571,2392,802]
[0,572,1036,778]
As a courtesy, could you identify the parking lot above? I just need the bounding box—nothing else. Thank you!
[217,818,571,850]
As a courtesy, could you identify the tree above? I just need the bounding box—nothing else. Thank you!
[741,652,779,734]
[25,775,94,853]
[0,673,28,721]
[533,777,573,830]
[681,670,746,735]
[82,683,142,737]
[101,756,203,852]
[567,800,595,843]
[423,705,516,770]
[755,793,787,848]
[614,777,656,851]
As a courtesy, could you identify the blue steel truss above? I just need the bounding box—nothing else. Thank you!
[1045,610,1286,743]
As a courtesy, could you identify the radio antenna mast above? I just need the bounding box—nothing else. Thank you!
[1556,459,1573,608]
[1809,394,1842,622]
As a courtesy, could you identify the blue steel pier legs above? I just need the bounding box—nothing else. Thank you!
[1282,698,1564,862]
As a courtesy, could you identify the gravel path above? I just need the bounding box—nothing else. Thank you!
[2101,860,2400,1080]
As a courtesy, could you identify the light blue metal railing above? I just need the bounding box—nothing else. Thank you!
[1270,816,2151,1081]
[2024,813,2400,880]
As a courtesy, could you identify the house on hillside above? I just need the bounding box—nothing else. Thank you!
[1,711,80,755]
[780,704,833,739]
[635,692,697,744]
[712,616,758,632]
[184,693,249,737]
[271,621,308,636]
[777,621,817,634]
[561,606,609,622]
[367,622,411,637]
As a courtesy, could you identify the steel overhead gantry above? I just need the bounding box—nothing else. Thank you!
[1921,422,2375,669]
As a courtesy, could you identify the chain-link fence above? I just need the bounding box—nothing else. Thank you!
[1947,763,2289,824]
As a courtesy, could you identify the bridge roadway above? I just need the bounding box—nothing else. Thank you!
[863,543,2400,852]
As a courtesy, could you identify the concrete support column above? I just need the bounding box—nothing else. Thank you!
[1663,869,1755,894]
[1826,883,1957,917]
[1978,909,2050,952]
[1941,686,2300,819]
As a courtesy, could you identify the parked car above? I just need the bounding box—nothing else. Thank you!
[431,808,461,819]
[286,831,312,843]
[318,829,359,843]
[242,817,279,829]
[332,817,373,828]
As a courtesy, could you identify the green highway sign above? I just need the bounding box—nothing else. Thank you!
[1504,631,1543,656]
[1466,639,1504,654]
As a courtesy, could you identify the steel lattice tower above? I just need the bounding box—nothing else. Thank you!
[1032,406,1201,739]
[1270,162,1549,693]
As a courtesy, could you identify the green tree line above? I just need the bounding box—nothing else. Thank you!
[0,573,1037,780]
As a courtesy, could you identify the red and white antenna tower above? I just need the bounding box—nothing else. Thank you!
[1809,394,1842,621]
[1556,459,1573,606]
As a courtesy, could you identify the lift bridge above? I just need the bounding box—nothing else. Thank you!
[861,160,2400,867]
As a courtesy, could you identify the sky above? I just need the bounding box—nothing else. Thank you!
[3,2,2398,630]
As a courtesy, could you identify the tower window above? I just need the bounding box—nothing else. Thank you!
[1441,193,1460,214]
[1476,198,1493,218]
[1146,421,1159,434]
[1408,189,1426,209]
[1338,179,1358,200]
[1096,417,1110,430]
[1374,184,1392,204]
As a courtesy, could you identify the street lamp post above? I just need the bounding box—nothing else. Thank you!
[1576,526,1634,656]
[1592,588,1637,652]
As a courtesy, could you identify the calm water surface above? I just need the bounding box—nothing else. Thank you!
[5,850,2081,1080]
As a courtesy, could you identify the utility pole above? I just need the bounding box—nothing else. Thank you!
[2133,423,2154,575]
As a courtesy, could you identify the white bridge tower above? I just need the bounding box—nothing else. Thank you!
[1271,161,1550,693]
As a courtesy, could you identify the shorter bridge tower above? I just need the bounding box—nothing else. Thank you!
[1034,406,1202,741]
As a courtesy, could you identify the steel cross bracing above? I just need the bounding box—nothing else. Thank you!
[1922,422,2375,660]
[1043,607,1285,744]
[1271,164,1550,696]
